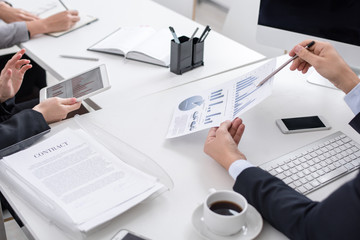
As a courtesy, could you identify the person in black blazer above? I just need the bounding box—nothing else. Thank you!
[204,41,360,240]
[0,49,82,150]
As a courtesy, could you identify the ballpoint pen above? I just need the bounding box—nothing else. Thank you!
[59,55,99,61]
[198,25,210,42]
[190,27,199,41]
[169,26,180,44]
[200,28,211,42]
[256,41,315,87]
[58,0,68,10]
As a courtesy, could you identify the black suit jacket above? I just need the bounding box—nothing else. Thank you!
[234,114,360,240]
[0,98,49,150]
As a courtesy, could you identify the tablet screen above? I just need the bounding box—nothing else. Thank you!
[46,67,103,98]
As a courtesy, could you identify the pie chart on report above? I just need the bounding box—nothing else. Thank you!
[178,96,204,111]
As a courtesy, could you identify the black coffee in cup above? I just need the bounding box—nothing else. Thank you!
[210,201,242,216]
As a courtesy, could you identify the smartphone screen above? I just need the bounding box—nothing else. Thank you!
[121,233,146,240]
[282,116,325,130]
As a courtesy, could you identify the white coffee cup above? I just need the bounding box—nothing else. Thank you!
[203,189,248,236]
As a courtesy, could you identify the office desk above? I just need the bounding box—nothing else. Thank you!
[17,0,264,106]
[1,55,359,239]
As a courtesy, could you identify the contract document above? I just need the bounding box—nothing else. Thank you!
[1,128,163,236]
[166,59,276,138]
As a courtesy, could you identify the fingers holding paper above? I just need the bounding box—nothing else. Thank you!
[204,118,246,170]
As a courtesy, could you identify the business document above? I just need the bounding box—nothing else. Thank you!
[166,59,276,138]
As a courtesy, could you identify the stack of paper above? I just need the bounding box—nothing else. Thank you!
[0,128,163,238]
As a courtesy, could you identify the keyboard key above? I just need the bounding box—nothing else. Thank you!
[269,169,277,175]
[310,179,320,187]
[293,159,301,165]
[352,159,360,167]
[294,181,302,187]
[283,177,293,185]
[297,186,307,194]
[344,163,354,170]
[304,183,312,190]
[277,173,286,179]
[318,166,347,184]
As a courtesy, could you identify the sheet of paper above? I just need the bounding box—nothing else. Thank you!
[128,28,173,66]
[10,0,58,15]
[90,27,156,55]
[166,59,276,138]
[2,128,162,229]
[32,2,97,37]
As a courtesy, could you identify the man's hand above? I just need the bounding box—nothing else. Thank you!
[289,40,360,94]
[0,2,39,22]
[204,118,247,170]
[0,49,32,103]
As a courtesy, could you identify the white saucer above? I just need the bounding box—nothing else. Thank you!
[192,204,263,240]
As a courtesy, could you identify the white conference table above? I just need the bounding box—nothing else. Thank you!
[16,0,264,106]
[1,55,359,240]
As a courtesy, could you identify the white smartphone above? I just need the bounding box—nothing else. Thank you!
[39,64,110,102]
[111,229,150,240]
[276,116,331,134]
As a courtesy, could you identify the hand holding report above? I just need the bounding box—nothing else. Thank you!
[167,59,276,138]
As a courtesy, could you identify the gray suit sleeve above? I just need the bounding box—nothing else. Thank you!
[0,20,29,48]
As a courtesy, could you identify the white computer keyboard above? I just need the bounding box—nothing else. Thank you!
[260,131,360,194]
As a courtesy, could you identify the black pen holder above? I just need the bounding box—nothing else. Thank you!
[192,37,204,68]
[170,36,193,75]
[170,36,205,75]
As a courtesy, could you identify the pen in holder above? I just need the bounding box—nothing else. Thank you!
[170,36,193,75]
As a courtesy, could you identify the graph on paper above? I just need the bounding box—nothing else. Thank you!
[167,59,276,138]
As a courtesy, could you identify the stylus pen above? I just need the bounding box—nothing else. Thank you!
[189,27,199,41]
[60,55,99,61]
[169,26,180,44]
[58,0,68,10]
[200,28,211,42]
[199,25,210,42]
[256,41,315,87]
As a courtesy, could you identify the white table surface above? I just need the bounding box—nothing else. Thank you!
[1,55,359,240]
[18,0,264,106]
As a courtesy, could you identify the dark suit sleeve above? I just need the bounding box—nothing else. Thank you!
[233,167,360,240]
[0,109,49,149]
[349,112,360,134]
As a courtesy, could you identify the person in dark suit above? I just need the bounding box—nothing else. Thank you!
[0,49,81,150]
[204,41,360,240]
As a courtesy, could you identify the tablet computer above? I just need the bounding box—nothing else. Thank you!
[40,64,110,102]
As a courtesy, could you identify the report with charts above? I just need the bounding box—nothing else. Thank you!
[0,128,163,238]
[88,26,172,67]
[166,59,276,138]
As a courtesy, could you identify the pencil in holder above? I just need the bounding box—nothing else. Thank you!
[192,37,204,68]
[170,36,193,75]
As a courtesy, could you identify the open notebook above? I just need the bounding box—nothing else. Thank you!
[35,1,98,37]
[88,26,172,67]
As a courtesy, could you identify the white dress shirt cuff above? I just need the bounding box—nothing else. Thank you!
[228,160,255,180]
[344,83,360,115]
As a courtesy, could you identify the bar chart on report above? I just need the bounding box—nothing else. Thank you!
[233,76,258,118]
[205,89,226,125]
